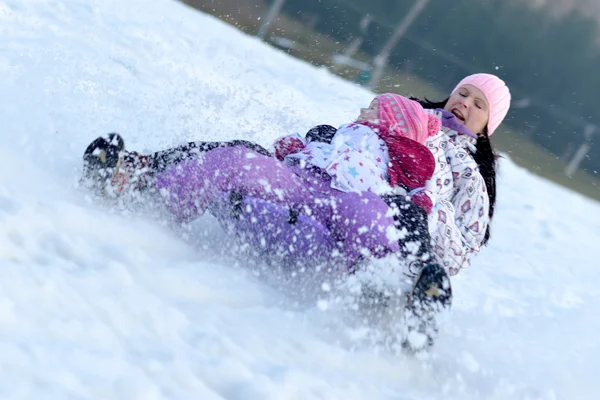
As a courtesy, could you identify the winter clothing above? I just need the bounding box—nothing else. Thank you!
[274,134,305,161]
[91,139,270,198]
[82,133,149,196]
[285,123,391,194]
[274,125,339,161]
[145,140,272,174]
[382,194,436,279]
[423,109,490,275]
[154,146,402,267]
[436,109,477,138]
[370,94,440,214]
[374,93,442,144]
[452,73,511,136]
[278,95,439,212]
[305,124,338,145]
[402,263,452,353]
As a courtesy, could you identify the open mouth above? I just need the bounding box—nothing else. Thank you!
[451,109,466,123]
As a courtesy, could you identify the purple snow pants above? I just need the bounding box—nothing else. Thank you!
[154,146,400,268]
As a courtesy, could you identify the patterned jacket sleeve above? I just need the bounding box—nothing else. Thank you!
[428,148,490,275]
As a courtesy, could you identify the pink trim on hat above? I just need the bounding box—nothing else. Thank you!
[376,93,441,144]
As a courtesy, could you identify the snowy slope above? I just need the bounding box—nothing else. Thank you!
[0,0,598,398]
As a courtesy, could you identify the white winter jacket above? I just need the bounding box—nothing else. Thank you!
[424,111,490,275]
[285,123,391,194]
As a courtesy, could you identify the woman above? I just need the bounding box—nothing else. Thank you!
[81,73,511,352]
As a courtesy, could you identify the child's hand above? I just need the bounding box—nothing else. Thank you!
[305,125,337,145]
[273,134,306,160]
[408,188,434,214]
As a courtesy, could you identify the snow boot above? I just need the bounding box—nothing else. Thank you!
[402,263,452,353]
[81,133,150,197]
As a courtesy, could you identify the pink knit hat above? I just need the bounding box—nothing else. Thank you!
[376,93,441,145]
[452,73,511,136]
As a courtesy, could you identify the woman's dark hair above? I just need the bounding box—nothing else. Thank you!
[411,97,498,245]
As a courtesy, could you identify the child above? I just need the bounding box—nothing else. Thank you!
[83,93,441,213]
[273,93,441,212]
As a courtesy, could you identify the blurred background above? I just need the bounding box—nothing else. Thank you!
[182,0,600,202]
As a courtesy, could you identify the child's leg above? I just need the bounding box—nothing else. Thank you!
[382,194,435,279]
[82,134,272,196]
[145,140,272,175]
[312,191,401,266]
[321,192,435,278]
[153,148,401,267]
[154,146,307,222]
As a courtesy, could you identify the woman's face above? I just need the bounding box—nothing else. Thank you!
[357,99,379,123]
[444,84,489,135]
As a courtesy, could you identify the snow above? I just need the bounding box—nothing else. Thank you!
[0,0,598,398]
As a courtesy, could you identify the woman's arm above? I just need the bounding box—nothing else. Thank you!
[428,172,489,275]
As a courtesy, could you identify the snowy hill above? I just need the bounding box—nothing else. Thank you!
[0,0,598,398]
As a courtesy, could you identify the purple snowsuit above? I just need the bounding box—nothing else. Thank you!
[154,146,400,269]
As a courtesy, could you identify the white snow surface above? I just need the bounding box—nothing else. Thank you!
[0,0,598,398]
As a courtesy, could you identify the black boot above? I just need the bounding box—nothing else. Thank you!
[382,194,435,279]
[81,133,151,197]
[81,133,125,196]
[402,263,452,353]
